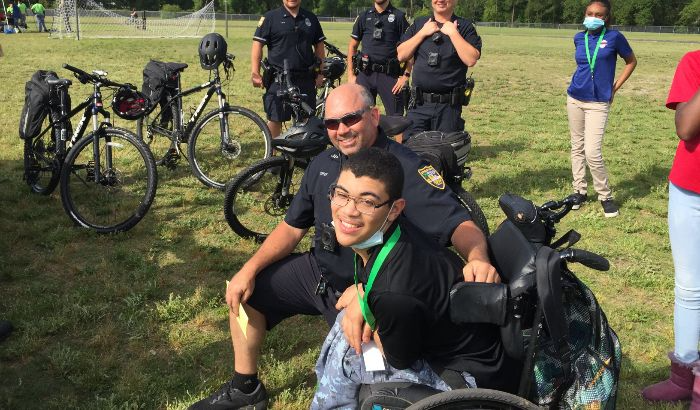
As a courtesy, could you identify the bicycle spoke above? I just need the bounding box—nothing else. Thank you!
[189,107,271,190]
[61,129,157,233]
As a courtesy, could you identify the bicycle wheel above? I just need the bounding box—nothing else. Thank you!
[189,106,272,190]
[456,188,490,236]
[136,102,182,168]
[224,156,306,242]
[406,388,540,410]
[59,127,158,233]
[23,116,60,195]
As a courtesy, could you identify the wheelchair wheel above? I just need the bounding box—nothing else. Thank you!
[406,388,541,410]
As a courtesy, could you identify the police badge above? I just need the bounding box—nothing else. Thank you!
[418,166,445,190]
[305,17,311,27]
[388,14,395,23]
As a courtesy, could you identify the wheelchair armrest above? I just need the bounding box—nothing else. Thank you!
[449,282,508,326]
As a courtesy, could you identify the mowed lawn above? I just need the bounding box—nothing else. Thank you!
[0,21,697,409]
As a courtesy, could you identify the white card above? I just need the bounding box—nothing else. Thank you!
[362,341,386,372]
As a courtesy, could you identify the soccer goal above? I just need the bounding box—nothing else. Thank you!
[50,0,215,39]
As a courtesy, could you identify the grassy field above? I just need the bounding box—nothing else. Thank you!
[0,21,697,409]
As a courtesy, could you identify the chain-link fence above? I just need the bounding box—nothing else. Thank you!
[475,21,700,34]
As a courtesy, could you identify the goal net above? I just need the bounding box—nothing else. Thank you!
[50,0,215,39]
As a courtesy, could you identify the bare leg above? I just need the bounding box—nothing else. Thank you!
[230,303,267,374]
[268,121,282,139]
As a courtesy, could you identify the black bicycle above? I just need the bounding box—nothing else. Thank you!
[136,53,272,190]
[223,58,327,242]
[315,41,347,118]
[23,64,157,233]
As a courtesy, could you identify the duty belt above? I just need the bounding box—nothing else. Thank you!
[421,91,452,104]
[370,63,389,74]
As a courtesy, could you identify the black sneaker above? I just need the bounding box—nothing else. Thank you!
[571,192,588,210]
[601,199,619,218]
[189,380,268,410]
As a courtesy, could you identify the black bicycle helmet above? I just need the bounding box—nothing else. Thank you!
[199,32,228,70]
[321,57,346,81]
[277,117,329,157]
[112,87,150,120]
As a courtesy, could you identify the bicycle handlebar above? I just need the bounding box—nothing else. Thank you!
[62,63,132,89]
[324,41,347,59]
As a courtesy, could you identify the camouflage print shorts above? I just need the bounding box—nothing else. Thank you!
[311,311,476,410]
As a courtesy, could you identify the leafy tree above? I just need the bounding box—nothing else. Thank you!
[679,0,700,25]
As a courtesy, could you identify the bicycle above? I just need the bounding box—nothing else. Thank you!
[23,64,157,233]
[135,53,272,191]
[358,193,614,410]
[315,41,347,118]
[223,58,327,242]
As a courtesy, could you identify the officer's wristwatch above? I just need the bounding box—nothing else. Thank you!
[403,72,411,78]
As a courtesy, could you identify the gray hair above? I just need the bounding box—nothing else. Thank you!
[358,86,375,109]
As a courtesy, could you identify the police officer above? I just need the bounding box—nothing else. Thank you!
[251,0,325,138]
[397,0,482,138]
[188,84,498,410]
[348,0,411,118]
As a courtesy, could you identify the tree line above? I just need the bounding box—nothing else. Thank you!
[71,0,700,26]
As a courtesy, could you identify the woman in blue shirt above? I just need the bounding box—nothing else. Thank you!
[566,0,636,217]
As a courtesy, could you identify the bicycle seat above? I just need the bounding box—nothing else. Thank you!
[46,78,73,87]
[379,115,412,137]
[164,62,188,72]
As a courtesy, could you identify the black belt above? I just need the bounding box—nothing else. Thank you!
[421,91,452,104]
[369,63,389,74]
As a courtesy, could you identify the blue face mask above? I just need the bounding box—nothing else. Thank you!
[340,203,395,250]
[583,16,605,31]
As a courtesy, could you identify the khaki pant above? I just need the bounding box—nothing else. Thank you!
[567,95,612,200]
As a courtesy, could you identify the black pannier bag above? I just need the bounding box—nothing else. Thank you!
[141,60,187,115]
[404,131,471,189]
[19,70,57,140]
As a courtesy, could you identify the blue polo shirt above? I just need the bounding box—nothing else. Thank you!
[567,29,633,103]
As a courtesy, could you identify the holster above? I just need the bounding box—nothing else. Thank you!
[261,58,275,89]
[387,59,401,77]
[400,85,410,114]
[463,76,475,106]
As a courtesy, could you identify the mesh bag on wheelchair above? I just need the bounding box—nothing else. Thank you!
[530,270,621,409]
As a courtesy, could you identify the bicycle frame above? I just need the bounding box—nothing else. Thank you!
[148,69,229,143]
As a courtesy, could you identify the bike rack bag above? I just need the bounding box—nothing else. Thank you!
[141,60,188,113]
[19,70,56,140]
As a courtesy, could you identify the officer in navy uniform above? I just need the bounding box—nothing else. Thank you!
[187,84,498,410]
[397,0,481,138]
[251,0,326,138]
[348,0,411,118]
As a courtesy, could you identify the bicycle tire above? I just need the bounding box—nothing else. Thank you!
[224,156,306,242]
[456,188,490,236]
[406,388,541,410]
[188,106,272,190]
[59,127,157,233]
[136,101,183,167]
[23,115,61,195]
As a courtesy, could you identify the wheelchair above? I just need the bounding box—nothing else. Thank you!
[358,192,616,410]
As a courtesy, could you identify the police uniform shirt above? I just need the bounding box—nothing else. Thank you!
[253,7,326,71]
[400,15,482,93]
[284,131,470,292]
[351,4,409,63]
[355,219,514,391]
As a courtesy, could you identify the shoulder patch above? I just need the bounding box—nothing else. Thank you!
[418,166,445,190]
[257,16,265,27]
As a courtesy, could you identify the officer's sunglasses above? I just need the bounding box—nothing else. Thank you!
[323,107,370,131]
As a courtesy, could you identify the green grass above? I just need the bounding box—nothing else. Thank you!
[1,22,698,409]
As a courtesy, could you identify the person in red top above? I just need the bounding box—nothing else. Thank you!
[642,50,700,407]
